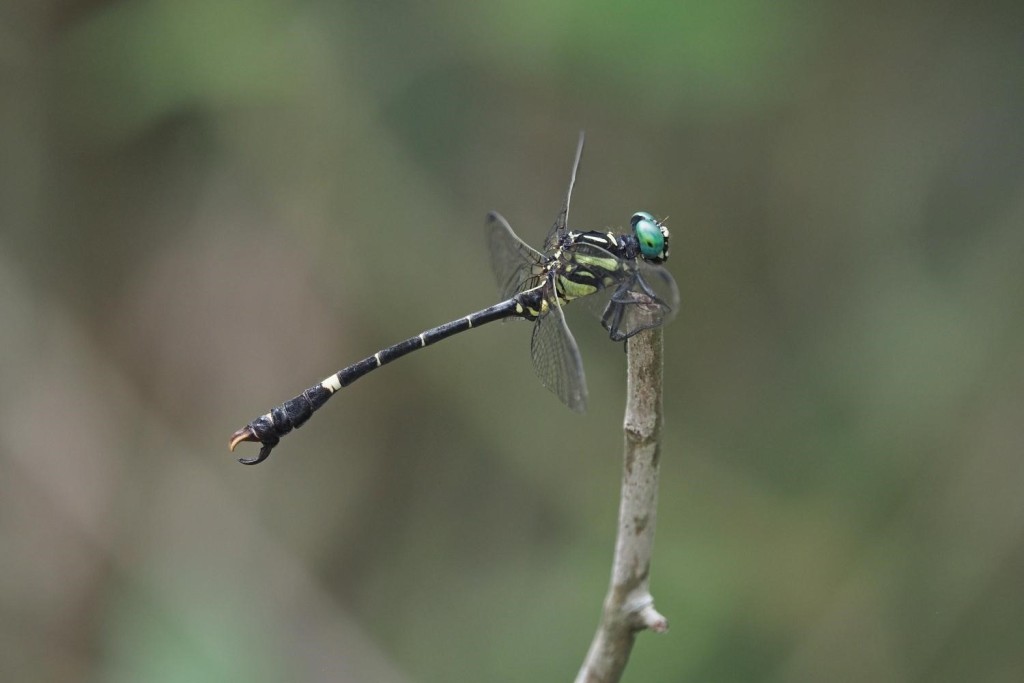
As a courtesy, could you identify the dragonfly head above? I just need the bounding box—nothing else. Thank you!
[631,211,670,263]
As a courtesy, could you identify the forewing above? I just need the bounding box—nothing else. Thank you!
[488,211,544,299]
[543,131,586,252]
[529,290,588,412]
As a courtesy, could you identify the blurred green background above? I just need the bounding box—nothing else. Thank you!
[3,1,1023,681]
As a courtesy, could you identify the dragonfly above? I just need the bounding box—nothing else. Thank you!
[229,133,679,465]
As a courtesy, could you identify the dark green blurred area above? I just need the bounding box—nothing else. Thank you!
[2,1,1023,681]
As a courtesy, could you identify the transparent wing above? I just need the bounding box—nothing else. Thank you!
[598,263,680,342]
[543,131,586,252]
[530,286,588,412]
[488,211,545,299]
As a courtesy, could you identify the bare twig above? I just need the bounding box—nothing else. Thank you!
[575,328,669,683]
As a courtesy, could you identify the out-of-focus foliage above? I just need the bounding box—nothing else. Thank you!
[2,1,1022,681]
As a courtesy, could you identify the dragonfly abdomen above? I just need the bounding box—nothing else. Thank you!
[229,297,523,464]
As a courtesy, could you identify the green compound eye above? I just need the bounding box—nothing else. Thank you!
[631,211,667,261]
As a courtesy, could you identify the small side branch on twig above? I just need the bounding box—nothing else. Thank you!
[575,328,669,683]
